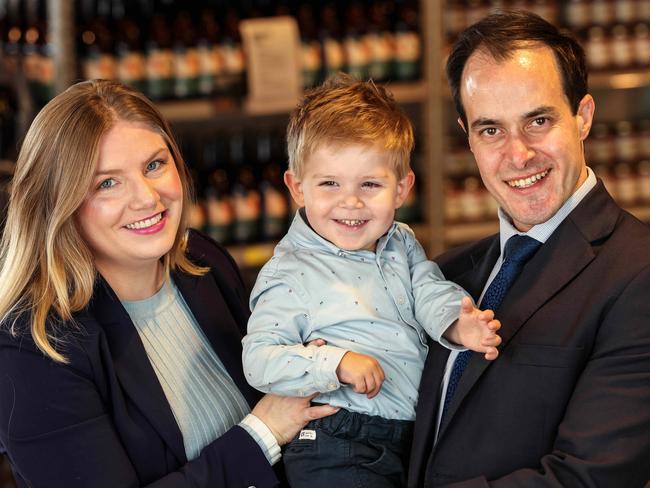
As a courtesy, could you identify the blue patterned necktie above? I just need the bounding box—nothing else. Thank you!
[440,234,542,422]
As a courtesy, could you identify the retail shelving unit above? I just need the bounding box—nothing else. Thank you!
[43,0,650,271]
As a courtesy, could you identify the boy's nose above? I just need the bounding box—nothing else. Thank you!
[339,194,364,209]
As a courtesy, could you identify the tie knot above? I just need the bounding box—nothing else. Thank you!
[503,235,542,265]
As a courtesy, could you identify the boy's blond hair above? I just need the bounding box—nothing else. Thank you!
[287,73,414,179]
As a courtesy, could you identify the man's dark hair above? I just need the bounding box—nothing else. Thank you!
[446,9,588,128]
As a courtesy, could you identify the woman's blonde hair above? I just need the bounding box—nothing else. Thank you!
[286,73,414,179]
[0,79,205,363]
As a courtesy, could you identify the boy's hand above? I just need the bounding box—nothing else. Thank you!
[448,296,502,360]
[336,351,385,398]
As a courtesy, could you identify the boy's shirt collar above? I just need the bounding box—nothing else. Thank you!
[288,209,398,261]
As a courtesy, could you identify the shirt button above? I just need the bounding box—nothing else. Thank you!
[328,383,336,390]
[398,295,406,305]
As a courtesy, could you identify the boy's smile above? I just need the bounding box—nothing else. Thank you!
[284,143,414,252]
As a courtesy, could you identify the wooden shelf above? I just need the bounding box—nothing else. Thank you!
[158,81,427,123]
[226,242,277,269]
[590,69,650,90]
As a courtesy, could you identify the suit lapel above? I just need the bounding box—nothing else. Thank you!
[438,182,620,439]
[90,278,187,463]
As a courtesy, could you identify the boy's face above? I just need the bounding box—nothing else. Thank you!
[284,143,414,252]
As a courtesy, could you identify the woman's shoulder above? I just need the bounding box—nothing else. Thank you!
[0,309,104,369]
[185,229,239,271]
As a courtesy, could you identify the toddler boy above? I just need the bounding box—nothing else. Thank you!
[242,74,500,488]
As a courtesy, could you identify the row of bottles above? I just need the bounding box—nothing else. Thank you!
[583,22,650,70]
[182,128,422,246]
[0,0,423,108]
[0,0,55,106]
[444,0,650,42]
[78,0,422,102]
[587,119,650,165]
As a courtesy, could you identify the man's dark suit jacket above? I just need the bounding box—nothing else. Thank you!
[0,231,281,487]
[408,182,650,487]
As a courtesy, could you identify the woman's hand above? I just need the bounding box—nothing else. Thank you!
[252,393,339,445]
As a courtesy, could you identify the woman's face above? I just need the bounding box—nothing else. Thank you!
[76,120,183,279]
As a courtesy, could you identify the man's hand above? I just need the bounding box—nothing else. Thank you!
[336,351,385,398]
[447,296,502,360]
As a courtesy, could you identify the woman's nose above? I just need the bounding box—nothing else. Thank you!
[129,177,158,209]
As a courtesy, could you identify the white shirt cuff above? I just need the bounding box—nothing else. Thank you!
[239,413,282,465]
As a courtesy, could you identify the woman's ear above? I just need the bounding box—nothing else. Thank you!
[284,171,305,207]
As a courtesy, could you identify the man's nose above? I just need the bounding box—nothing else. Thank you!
[504,134,535,167]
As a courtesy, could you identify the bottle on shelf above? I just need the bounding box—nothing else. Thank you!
[591,0,615,27]
[196,6,224,97]
[320,2,345,80]
[80,0,117,82]
[22,0,53,106]
[113,0,146,94]
[220,7,246,101]
[633,23,650,67]
[343,1,370,81]
[365,1,395,82]
[144,0,174,100]
[172,8,200,99]
[637,160,650,203]
[296,3,322,89]
[610,24,633,69]
[257,131,290,241]
[230,131,261,244]
[393,0,421,81]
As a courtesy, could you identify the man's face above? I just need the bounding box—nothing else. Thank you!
[459,46,595,231]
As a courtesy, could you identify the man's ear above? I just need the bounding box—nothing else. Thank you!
[457,117,467,134]
[576,94,595,141]
[395,170,416,208]
[284,171,305,207]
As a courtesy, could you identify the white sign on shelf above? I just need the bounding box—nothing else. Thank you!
[240,16,303,115]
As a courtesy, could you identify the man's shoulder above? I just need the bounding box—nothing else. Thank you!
[435,233,499,273]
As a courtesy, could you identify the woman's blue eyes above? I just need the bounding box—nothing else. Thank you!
[146,160,162,172]
[98,178,116,190]
[97,159,164,190]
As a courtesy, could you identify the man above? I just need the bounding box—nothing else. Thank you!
[409,10,650,487]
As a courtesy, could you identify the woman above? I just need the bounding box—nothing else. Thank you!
[0,79,337,487]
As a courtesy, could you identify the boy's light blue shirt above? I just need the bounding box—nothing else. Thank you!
[243,211,469,421]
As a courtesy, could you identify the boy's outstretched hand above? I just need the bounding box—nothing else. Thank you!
[336,351,385,398]
[448,296,502,360]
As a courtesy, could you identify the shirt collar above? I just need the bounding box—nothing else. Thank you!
[286,209,398,261]
[497,166,597,254]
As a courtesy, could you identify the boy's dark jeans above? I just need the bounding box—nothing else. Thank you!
[283,408,413,488]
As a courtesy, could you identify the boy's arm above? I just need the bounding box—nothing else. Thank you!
[242,274,348,397]
[403,228,472,349]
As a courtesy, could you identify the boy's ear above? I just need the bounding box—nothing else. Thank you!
[284,170,305,207]
[395,170,415,208]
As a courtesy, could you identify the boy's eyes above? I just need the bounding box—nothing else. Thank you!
[362,181,381,188]
[318,180,338,187]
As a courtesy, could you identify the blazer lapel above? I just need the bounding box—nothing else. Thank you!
[173,269,260,407]
[90,278,187,463]
[438,182,619,437]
